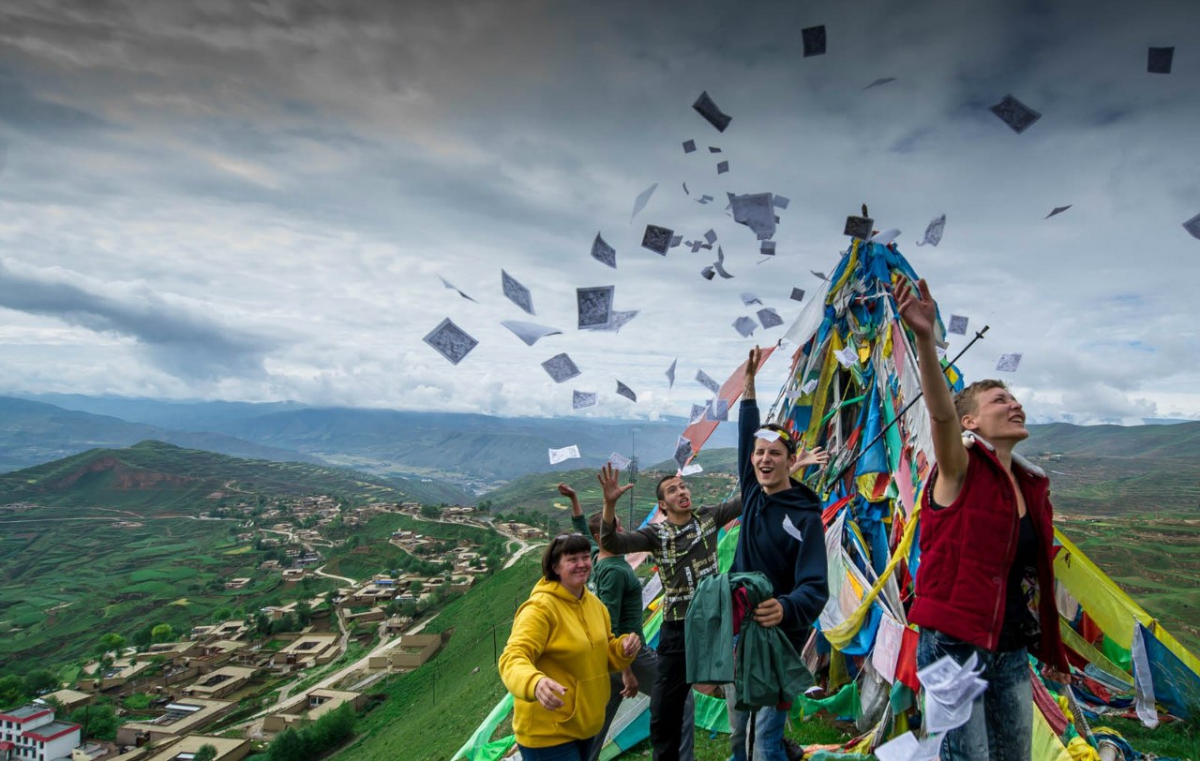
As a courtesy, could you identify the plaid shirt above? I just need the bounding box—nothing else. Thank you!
[599,496,742,622]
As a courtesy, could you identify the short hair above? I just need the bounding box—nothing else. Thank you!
[656,474,680,502]
[541,533,592,581]
[586,511,604,538]
[954,379,1010,421]
[758,423,798,456]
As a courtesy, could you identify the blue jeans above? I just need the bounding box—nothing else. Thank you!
[587,647,695,761]
[916,628,1032,761]
[517,739,594,761]
[726,681,790,761]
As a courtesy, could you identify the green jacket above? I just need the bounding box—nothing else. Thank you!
[685,572,814,709]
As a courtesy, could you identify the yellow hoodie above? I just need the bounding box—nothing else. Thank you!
[499,578,636,748]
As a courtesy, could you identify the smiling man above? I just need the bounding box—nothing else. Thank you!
[598,463,741,761]
[727,346,829,761]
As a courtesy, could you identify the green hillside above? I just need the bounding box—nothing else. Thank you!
[0,440,470,510]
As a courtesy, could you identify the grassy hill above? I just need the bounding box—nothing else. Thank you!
[0,440,470,510]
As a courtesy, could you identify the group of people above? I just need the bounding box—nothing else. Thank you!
[498,278,1072,761]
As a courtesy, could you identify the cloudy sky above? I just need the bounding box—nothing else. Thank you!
[0,0,1197,424]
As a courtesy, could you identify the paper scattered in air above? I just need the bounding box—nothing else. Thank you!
[572,391,597,409]
[947,315,969,336]
[757,308,784,329]
[591,233,617,269]
[990,94,1041,134]
[790,287,806,302]
[773,195,790,209]
[438,276,477,303]
[697,194,714,205]
[615,380,637,402]
[760,241,776,256]
[755,429,781,443]
[1148,46,1174,74]
[706,398,729,421]
[864,77,898,90]
[680,463,704,476]
[542,353,581,383]
[501,320,562,346]
[501,270,535,315]
[834,345,858,368]
[665,358,677,389]
[673,436,693,469]
[717,160,729,175]
[581,310,639,333]
[696,369,721,394]
[642,224,674,255]
[424,318,478,365]
[713,246,734,279]
[801,379,819,395]
[916,214,946,247]
[733,316,758,338]
[682,139,697,153]
[869,228,901,246]
[689,404,707,425]
[700,265,716,281]
[1045,205,1072,219]
[631,182,658,222]
[670,235,682,248]
[996,353,1022,372]
[919,653,989,733]
[740,292,763,306]
[802,25,826,57]
[874,731,941,761]
[844,215,874,240]
[692,91,732,132]
[1183,212,1200,240]
[811,270,828,281]
[577,286,615,329]
[548,445,581,465]
[730,192,777,240]
[607,452,632,470]
[708,146,722,153]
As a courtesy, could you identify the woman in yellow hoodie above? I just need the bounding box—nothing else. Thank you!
[499,533,641,760]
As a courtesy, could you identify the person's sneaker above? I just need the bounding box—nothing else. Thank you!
[782,737,805,761]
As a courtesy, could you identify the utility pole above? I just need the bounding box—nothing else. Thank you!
[627,428,639,528]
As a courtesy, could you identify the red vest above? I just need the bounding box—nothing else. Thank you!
[909,436,1069,671]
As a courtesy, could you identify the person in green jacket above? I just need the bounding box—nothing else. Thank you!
[558,482,695,761]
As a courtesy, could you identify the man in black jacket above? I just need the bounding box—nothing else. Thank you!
[728,346,829,761]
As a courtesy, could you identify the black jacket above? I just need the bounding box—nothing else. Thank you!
[731,399,829,651]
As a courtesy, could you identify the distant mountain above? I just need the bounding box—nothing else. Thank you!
[21,393,306,431]
[0,440,470,510]
[0,396,324,473]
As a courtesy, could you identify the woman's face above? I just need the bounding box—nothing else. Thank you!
[963,386,1028,442]
[554,550,593,592]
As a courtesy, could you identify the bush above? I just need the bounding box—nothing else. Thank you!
[266,703,356,760]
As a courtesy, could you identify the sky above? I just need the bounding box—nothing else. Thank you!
[0,0,1197,425]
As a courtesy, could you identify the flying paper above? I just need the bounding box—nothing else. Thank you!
[642,224,674,255]
[755,429,781,443]
[548,445,581,465]
[757,307,784,329]
[708,146,722,153]
[700,265,716,281]
[501,270,535,315]
[811,270,828,281]
[864,77,897,90]
[733,316,758,337]
[665,358,677,388]
[1148,46,1174,74]
[682,139,697,153]
[501,320,562,346]
[680,463,704,476]
[874,731,941,761]
[717,160,729,174]
[1184,212,1200,240]
[869,228,901,246]
[631,182,658,222]
[615,380,637,402]
[1045,205,1072,219]
[670,235,682,248]
[790,287,806,302]
[834,345,858,368]
[692,91,732,132]
[919,653,989,734]
[572,391,597,409]
[760,241,776,256]
[577,286,615,329]
[740,292,763,306]
[704,229,717,244]
[696,369,721,394]
[730,192,776,240]
[581,310,639,333]
[705,398,729,421]
[801,378,819,395]
[542,353,581,383]
[607,452,632,470]
[916,214,946,247]
[697,194,714,205]
[990,94,1041,134]
[802,25,826,57]
[591,233,617,269]
[689,404,707,425]
[996,353,1023,372]
[773,195,790,209]
[714,247,734,279]
[843,215,874,240]
[438,276,477,303]
[673,436,693,469]
[423,318,478,365]
[947,315,969,336]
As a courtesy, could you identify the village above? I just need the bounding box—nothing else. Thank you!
[0,495,548,761]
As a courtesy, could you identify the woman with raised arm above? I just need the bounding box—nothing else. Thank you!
[498,533,641,761]
[896,279,1069,760]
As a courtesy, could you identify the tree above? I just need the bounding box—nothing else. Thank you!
[268,727,307,761]
[194,744,219,761]
[70,704,119,741]
[132,623,156,649]
[23,669,58,696]
[296,600,312,626]
[96,633,126,655]
[0,675,28,708]
[419,504,441,519]
[150,624,175,644]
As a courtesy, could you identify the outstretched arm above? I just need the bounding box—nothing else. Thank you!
[738,347,763,491]
[895,279,968,504]
[597,465,655,554]
[559,483,595,552]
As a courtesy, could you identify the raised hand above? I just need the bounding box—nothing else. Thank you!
[556,482,577,500]
[597,464,633,506]
[534,677,567,710]
[792,446,829,471]
[745,346,762,381]
[895,278,937,340]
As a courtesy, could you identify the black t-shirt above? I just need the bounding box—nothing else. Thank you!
[997,512,1040,651]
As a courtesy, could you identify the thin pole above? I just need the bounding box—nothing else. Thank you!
[827,325,990,485]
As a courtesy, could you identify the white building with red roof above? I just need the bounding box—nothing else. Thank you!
[0,703,81,760]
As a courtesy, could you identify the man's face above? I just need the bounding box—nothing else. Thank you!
[752,438,795,491]
[657,477,692,521]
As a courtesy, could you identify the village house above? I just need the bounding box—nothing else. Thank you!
[115,698,233,747]
[262,689,365,734]
[0,704,81,761]
[181,666,258,700]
